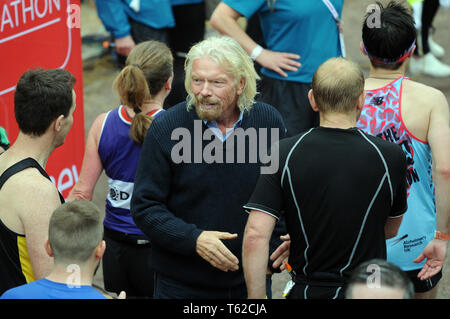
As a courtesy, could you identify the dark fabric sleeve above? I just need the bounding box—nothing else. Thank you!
[389,145,408,218]
[244,172,284,219]
[130,124,202,256]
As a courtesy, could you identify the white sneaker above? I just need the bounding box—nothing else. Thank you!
[423,53,450,77]
[408,56,424,76]
[429,36,445,59]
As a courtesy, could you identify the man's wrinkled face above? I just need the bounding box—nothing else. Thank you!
[191,56,241,122]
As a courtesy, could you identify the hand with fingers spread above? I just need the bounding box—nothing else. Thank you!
[196,231,240,272]
[256,50,301,78]
[413,239,448,280]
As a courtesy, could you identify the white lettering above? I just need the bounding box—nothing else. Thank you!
[22,0,35,24]
[58,167,73,194]
[66,4,80,29]
[1,4,14,32]
[0,0,62,32]
[49,164,79,195]
[10,0,21,27]
[49,0,60,13]
[66,264,81,288]
[35,0,48,18]
[366,263,381,289]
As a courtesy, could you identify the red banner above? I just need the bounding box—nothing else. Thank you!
[0,0,84,198]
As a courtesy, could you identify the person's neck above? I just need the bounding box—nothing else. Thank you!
[368,64,406,81]
[45,262,96,286]
[125,92,166,117]
[7,132,54,168]
[320,112,357,130]
[141,96,164,114]
[216,107,241,135]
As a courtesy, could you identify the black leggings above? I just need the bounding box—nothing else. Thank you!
[415,0,440,56]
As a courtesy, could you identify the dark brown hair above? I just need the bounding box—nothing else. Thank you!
[14,68,76,136]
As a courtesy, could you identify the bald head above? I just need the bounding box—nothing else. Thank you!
[311,58,365,114]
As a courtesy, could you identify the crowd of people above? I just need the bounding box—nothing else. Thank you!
[0,1,449,300]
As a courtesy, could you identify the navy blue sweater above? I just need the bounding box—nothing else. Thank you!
[131,102,286,288]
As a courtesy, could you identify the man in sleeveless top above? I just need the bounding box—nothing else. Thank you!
[0,68,76,295]
[358,1,450,298]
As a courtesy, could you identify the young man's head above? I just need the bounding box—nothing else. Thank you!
[184,36,260,121]
[345,259,414,299]
[362,1,416,70]
[309,57,365,118]
[46,200,104,267]
[14,68,76,140]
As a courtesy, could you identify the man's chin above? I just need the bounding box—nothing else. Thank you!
[195,105,221,122]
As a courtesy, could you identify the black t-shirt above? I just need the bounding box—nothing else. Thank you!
[245,127,407,284]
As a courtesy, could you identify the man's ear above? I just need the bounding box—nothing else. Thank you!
[410,45,417,58]
[95,240,106,260]
[308,89,319,112]
[357,91,366,112]
[165,76,173,91]
[53,114,65,132]
[236,77,245,96]
[360,42,367,56]
[45,240,54,257]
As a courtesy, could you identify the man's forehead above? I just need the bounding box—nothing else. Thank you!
[192,57,233,78]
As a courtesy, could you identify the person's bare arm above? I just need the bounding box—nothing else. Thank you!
[427,91,450,237]
[385,215,403,239]
[67,113,106,201]
[414,91,450,280]
[20,177,63,279]
[210,2,300,78]
[243,209,276,299]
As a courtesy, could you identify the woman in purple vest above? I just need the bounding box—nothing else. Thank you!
[68,41,173,298]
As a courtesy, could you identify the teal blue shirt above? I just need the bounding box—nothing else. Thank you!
[223,0,344,83]
[95,0,175,39]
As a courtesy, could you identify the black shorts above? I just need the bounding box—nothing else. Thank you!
[405,268,442,293]
[103,228,154,298]
[287,283,345,299]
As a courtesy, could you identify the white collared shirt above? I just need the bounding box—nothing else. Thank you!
[203,111,244,142]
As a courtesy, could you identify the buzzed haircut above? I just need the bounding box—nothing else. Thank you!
[48,200,104,264]
[14,68,76,136]
[362,1,416,70]
[311,57,365,113]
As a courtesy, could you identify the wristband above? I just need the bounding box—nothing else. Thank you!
[250,45,263,61]
[435,231,450,241]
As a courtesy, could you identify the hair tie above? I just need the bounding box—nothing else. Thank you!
[133,106,142,114]
[132,64,143,71]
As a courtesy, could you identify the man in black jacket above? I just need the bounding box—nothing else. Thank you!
[131,36,286,298]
